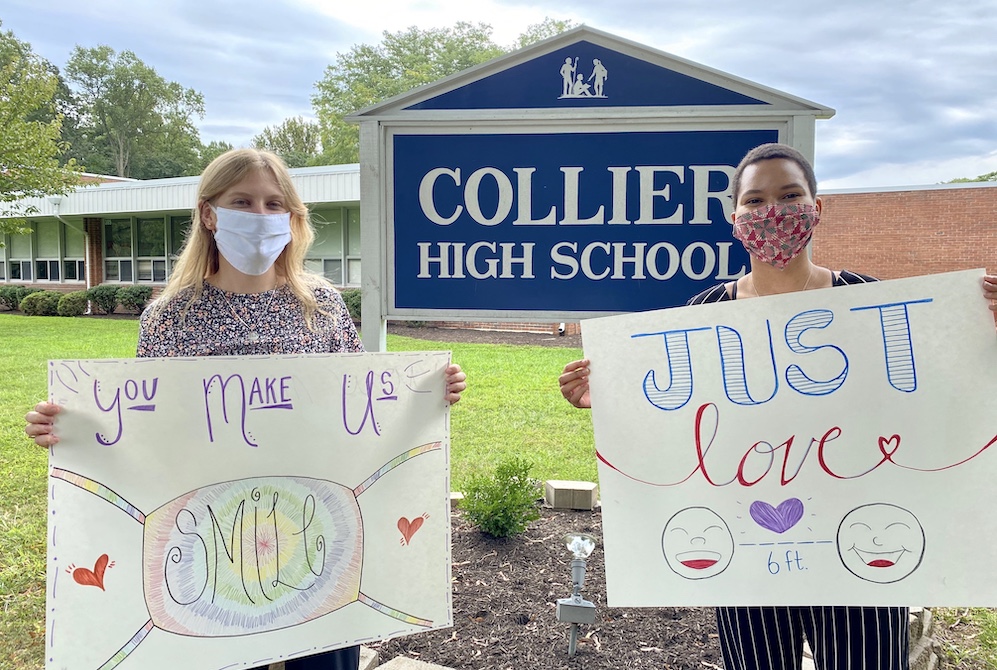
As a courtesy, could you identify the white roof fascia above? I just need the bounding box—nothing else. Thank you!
[8,165,360,220]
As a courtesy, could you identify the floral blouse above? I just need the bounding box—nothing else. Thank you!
[136,283,363,357]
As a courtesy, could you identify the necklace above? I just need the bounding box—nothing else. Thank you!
[748,266,820,297]
[214,282,279,343]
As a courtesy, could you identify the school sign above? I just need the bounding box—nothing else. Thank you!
[348,27,834,351]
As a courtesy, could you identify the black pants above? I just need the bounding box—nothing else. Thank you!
[251,645,361,670]
[716,607,909,670]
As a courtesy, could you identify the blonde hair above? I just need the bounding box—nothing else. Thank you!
[153,148,332,327]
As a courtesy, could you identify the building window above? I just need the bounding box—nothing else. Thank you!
[104,219,132,258]
[9,261,32,281]
[0,261,5,280]
[64,260,86,282]
[105,260,133,282]
[345,207,361,287]
[170,217,191,256]
[36,260,60,281]
[9,231,31,281]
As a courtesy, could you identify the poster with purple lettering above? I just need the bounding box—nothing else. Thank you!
[44,351,453,669]
[583,269,997,606]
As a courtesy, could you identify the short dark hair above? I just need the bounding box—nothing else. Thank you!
[730,143,818,204]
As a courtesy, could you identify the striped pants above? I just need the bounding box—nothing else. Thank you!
[252,646,360,670]
[716,607,909,670]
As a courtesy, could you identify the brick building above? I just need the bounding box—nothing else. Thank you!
[815,181,996,281]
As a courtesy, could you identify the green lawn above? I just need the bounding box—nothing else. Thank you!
[0,313,591,668]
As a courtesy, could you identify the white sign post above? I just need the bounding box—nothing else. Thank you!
[583,270,997,606]
[45,351,453,669]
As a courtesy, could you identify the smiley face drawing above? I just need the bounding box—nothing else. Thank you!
[662,507,734,580]
[836,503,925,583]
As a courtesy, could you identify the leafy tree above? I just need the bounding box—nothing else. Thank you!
[199,140,235,169]
[948,170,997,183]
[0,22,80,235]
[312,21,504,164]
[511,17,578,50]
[64,45,205,178]
[253,116,322,167]
[312,19,575,165]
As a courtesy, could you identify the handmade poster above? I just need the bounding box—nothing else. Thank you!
[583,269,997,607]
[45,351,453,670]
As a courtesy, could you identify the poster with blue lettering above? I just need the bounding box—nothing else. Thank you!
[44,351,453,669]
[582,270,997,606]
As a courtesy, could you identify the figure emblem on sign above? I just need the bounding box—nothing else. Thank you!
[558,57,608,99]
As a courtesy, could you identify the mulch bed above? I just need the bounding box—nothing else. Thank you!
[371,506,722,670]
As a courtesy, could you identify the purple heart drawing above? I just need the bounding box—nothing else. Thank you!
[749,498,804,534]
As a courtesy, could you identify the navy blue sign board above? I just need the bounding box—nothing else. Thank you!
[391,128,777,312]
[348,26,832,349]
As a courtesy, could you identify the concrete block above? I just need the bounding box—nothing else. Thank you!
[545,480,598,510]
[379,656,453,670]
[449,491,464,510]
[360,646,380,670]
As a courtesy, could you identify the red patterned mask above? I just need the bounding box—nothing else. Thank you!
[732,203,819,269]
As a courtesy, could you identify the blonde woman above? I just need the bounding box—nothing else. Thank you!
[26,148,467,670]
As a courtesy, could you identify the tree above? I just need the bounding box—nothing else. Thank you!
[64,45,205,178]
[312,19,575,165]
[511,17,578,50]
[948,170,997,183]
[199,140,235,170]
[253,116,322,167]
[0,22,80,234]
[312,22,504,164]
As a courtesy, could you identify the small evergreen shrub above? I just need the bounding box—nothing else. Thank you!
[0,286,41,311]
[57,290,89,317]
[340,288,361,322]
[87,285,120,314]
[20,290,63,316]
[117,285,153,313]
[460,457,542,538]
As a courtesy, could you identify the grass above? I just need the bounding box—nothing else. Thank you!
[0,313,591,668]
[934,608,997,670]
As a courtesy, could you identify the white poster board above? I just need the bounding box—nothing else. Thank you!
[583,270,997,606]
[45,351,453,669]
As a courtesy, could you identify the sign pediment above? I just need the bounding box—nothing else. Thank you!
[349,26,832,118]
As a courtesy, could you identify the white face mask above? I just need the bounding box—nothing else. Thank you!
[211,206,292,276]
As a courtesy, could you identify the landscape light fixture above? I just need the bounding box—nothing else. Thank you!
[555,532,597,657]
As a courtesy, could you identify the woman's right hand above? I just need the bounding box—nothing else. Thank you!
[559,359,592,409]
[25,402,61,447]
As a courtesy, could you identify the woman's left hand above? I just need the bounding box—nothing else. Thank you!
[445,364,467,405]
[983,274,997,312]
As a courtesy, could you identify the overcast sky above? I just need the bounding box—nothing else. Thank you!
[4,0,996,189]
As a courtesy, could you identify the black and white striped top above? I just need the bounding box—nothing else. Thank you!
[687,269,878,306]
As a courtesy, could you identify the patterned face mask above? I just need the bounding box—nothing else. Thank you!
[732,203,819,269]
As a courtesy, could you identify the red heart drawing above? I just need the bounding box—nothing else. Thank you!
[878,434,901,457]
[397,516,425,545]
[73,554,109,591]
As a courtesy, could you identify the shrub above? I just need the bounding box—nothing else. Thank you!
[87,285,120,314]
[340,288,361,322]
[460,457,542,538]
[20,290,63,316]
[117,285,153,314]
[57,290,90,317]
[0,286,41,311]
